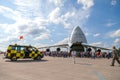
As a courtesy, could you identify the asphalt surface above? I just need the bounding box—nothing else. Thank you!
[0,54,120,80]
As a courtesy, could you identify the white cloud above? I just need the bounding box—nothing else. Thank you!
[0,18,49,37]
[85,32,89,36]
[77,0,94,10]
[105,22,117,27]
[49,0,63,6]
[70,9,91,27]
[60,12,75,28]
[34,33,50,41]
[0,1,50,41]
[89,41,112,49]
[13,0,41,18]
[113,38,120,48]
[34,43,50,48]
[111,0,117,6]
[0,35,20,45]
[48,7,61,24]
[48,7,91,28]
[90,42,103,46]
[48,0,94,29]
[109,29,120,37]
[114,38,120,43]
[0,5,23,22]
[48,7,75,28]
[55,38,69,45]
[93,33,100,37]
[61,12,75,21]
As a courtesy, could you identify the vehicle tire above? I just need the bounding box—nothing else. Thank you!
[35,56,41,60]
[10,58,17,61]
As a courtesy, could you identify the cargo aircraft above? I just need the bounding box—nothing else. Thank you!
[38,26,111,52]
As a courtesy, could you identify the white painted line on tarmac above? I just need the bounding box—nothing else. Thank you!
[94,70,106,80]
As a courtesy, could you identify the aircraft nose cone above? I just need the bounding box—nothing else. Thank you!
[70,26,87,44]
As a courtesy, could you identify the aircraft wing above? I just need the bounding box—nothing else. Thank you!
[38,43,111,50]
[38,43,68,49]
[82,43,111,50]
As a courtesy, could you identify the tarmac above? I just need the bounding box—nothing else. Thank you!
[0,54,120,80]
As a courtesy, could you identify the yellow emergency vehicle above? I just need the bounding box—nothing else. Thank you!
[5,45,44,61]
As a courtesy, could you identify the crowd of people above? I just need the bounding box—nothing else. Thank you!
[42,50,112,59]
[42,46,120,66]
[42,51,71,58]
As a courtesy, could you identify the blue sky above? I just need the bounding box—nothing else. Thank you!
[0,0,120,51]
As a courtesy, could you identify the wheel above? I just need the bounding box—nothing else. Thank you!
[10,58,17,61]
[34,56,41,60]
[10,54,17,61]
[37,56,41,60]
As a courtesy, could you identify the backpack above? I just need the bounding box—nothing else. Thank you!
[116,49,120,57]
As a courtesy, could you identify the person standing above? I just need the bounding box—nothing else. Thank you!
[91,48,95,59]
[111,46,120,66]
[71,50,76,64]
[106,51,110,59]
